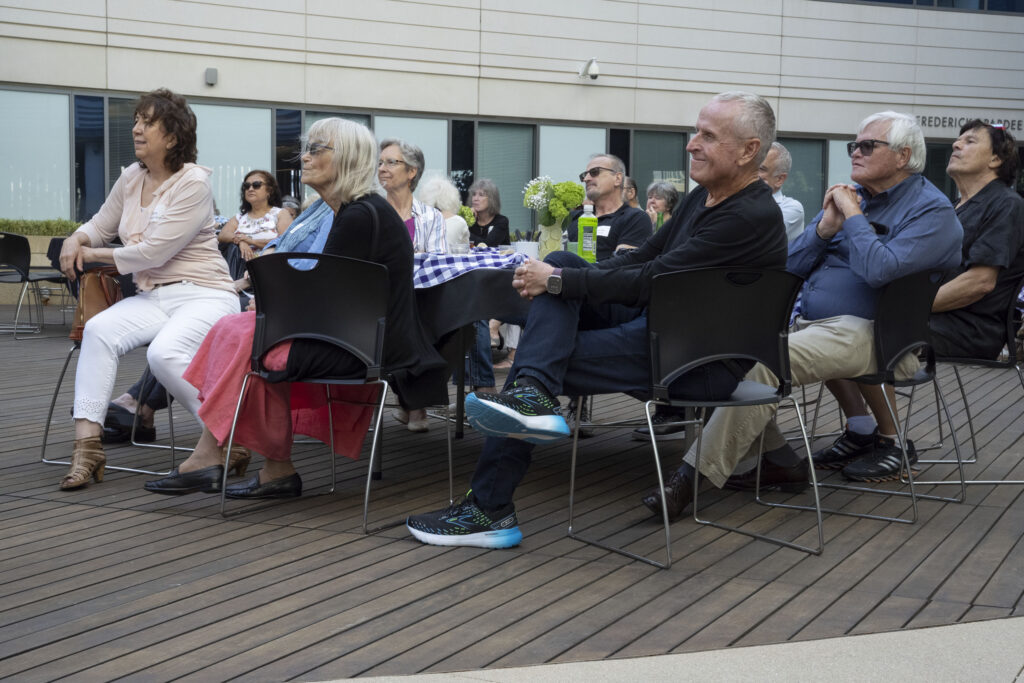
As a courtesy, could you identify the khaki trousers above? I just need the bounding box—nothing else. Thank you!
[682,315,919,487]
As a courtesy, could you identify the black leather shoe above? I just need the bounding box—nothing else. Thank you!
[641,469,694,521]
[101,423,157,444]
[723,459,809,492]
[224,472,302,499]
[144,466,223,495]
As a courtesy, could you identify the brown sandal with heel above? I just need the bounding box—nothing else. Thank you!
[60,436,106,490]
[224,445,251,476]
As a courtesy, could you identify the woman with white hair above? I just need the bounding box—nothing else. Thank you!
[378,138,447,254]
[418,175,470,252]
[143,117,448,498]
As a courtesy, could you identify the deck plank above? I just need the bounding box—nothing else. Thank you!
[3,329,1024,680]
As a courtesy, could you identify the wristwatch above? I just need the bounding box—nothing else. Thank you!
[546,268,563,295]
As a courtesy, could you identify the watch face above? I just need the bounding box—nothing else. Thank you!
[546,274,562,294]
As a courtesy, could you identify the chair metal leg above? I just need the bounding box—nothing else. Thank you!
[910,364,1024,486]
[220,372,254,516]
[365,380,416,534]
[40,345,175,476]
[910,366,977,464]
[568,399,672,569]
[694,397,824,555]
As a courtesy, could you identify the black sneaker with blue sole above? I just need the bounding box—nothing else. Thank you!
[406,492,523,549]
[465,379,570,444]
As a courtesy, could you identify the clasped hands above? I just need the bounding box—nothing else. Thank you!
[815,183,864,240]
[512,258,555,300]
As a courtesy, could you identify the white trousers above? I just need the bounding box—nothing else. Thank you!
[73,282,239,424]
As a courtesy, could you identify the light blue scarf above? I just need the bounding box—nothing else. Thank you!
[274,199,334,253]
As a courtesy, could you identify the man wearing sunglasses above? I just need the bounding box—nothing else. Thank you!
[407,91,789,549]
[567,155,650,261]
[666,111,962,505]
[813,120,1023,482]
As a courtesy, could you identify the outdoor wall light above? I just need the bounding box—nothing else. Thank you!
[205,68,218,86]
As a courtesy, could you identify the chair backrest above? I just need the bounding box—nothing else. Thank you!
[246,252,389,380]
[0,232,31,278]
[648,267,803,401]
[871,269,944,378]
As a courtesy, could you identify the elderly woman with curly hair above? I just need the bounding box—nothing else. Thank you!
[57,88,240,490]
[143,118,448,498]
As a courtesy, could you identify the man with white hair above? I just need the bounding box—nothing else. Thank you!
[646,111,963,517]
[406,91,788,548]
[759,142,805,241]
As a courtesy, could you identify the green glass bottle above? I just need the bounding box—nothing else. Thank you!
[577,204,597,263]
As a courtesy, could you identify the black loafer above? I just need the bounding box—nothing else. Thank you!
[641,469,694,522]
[144,466,223,495]
[101,423,157,444]
[225,472,302,499]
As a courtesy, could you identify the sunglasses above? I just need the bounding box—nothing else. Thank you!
[241,180,265,191]
[578,167,617,182]
[302,142,334,156]
[847,139,891,157]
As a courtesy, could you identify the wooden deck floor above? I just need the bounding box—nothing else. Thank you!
[3,321,1024,681]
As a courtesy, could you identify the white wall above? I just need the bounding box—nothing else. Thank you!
[1,0,1022,139]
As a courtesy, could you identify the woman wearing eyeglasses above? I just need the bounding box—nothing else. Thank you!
[218,170,293,262]
[143,118,448,498]
[378,139,447,255]
[56,88,241,490]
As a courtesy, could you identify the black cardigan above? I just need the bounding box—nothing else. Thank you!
[285,193,448,409]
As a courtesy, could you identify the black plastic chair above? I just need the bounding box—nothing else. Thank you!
[907,273,1024,486]
[0,232,67,339]
[809,270,967,523]
[219,252,453,531]
[566,267,822,568]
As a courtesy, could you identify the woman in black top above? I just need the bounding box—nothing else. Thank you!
[143,118,447,498]
[468,178,510,246]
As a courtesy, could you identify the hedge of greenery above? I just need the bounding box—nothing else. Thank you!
[0,219,81,236]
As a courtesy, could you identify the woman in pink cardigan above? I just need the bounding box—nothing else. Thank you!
[57,88,240,490]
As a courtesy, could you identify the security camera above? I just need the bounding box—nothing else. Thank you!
[579,58,599,80]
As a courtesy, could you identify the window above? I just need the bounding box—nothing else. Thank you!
[276,109,302,202]
[538,125,605,185]
[107,97,137,191]
[477,123,534,239]
[632,130,688,197]
[776,137,826,225]
[373,115,448,188]
[74,95,104,221]
[0,90,71,219]
[924,142,957,202]
[450,120,474,199]
[192,103,272,219]
[827,139,853,189]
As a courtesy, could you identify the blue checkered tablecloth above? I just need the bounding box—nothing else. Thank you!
[413,249,527,289]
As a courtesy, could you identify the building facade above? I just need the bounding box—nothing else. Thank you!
[2,0,1022,234]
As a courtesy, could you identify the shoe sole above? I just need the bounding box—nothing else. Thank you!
[465,394,569,444]
[406,523,523,548]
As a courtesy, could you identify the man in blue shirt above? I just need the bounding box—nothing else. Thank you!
[644,111,963,519]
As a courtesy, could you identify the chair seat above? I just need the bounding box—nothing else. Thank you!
[853,365,935,388]
[28,268,65,282]
[664,379,781,409]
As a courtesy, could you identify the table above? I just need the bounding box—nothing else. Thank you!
[417,267,531,436]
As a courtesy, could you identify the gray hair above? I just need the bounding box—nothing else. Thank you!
[418,175,462,215]
[589,152,626,177]
[858,111,926,174]
[711,91,776,164]
[379,138,426,190]
[646,181,680,213]
[769,142,792,175]
[302,118,378,204]
[468,177,502,215]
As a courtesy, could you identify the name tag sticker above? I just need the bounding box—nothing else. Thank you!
[597,225,611,238]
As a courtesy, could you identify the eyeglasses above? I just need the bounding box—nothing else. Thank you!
[241,180,264,191]
[847,139,891,157]
[302,142,334,156]
[578,167,617,182]
[378,158,407,169]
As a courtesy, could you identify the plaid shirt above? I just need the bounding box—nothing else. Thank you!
[413,249,526,289]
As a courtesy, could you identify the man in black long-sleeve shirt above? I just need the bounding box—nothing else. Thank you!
[407,92,788,549]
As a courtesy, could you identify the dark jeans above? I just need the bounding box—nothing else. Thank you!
[470,252,739,509]
[462,320,495,388]
[126,367,171,411]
